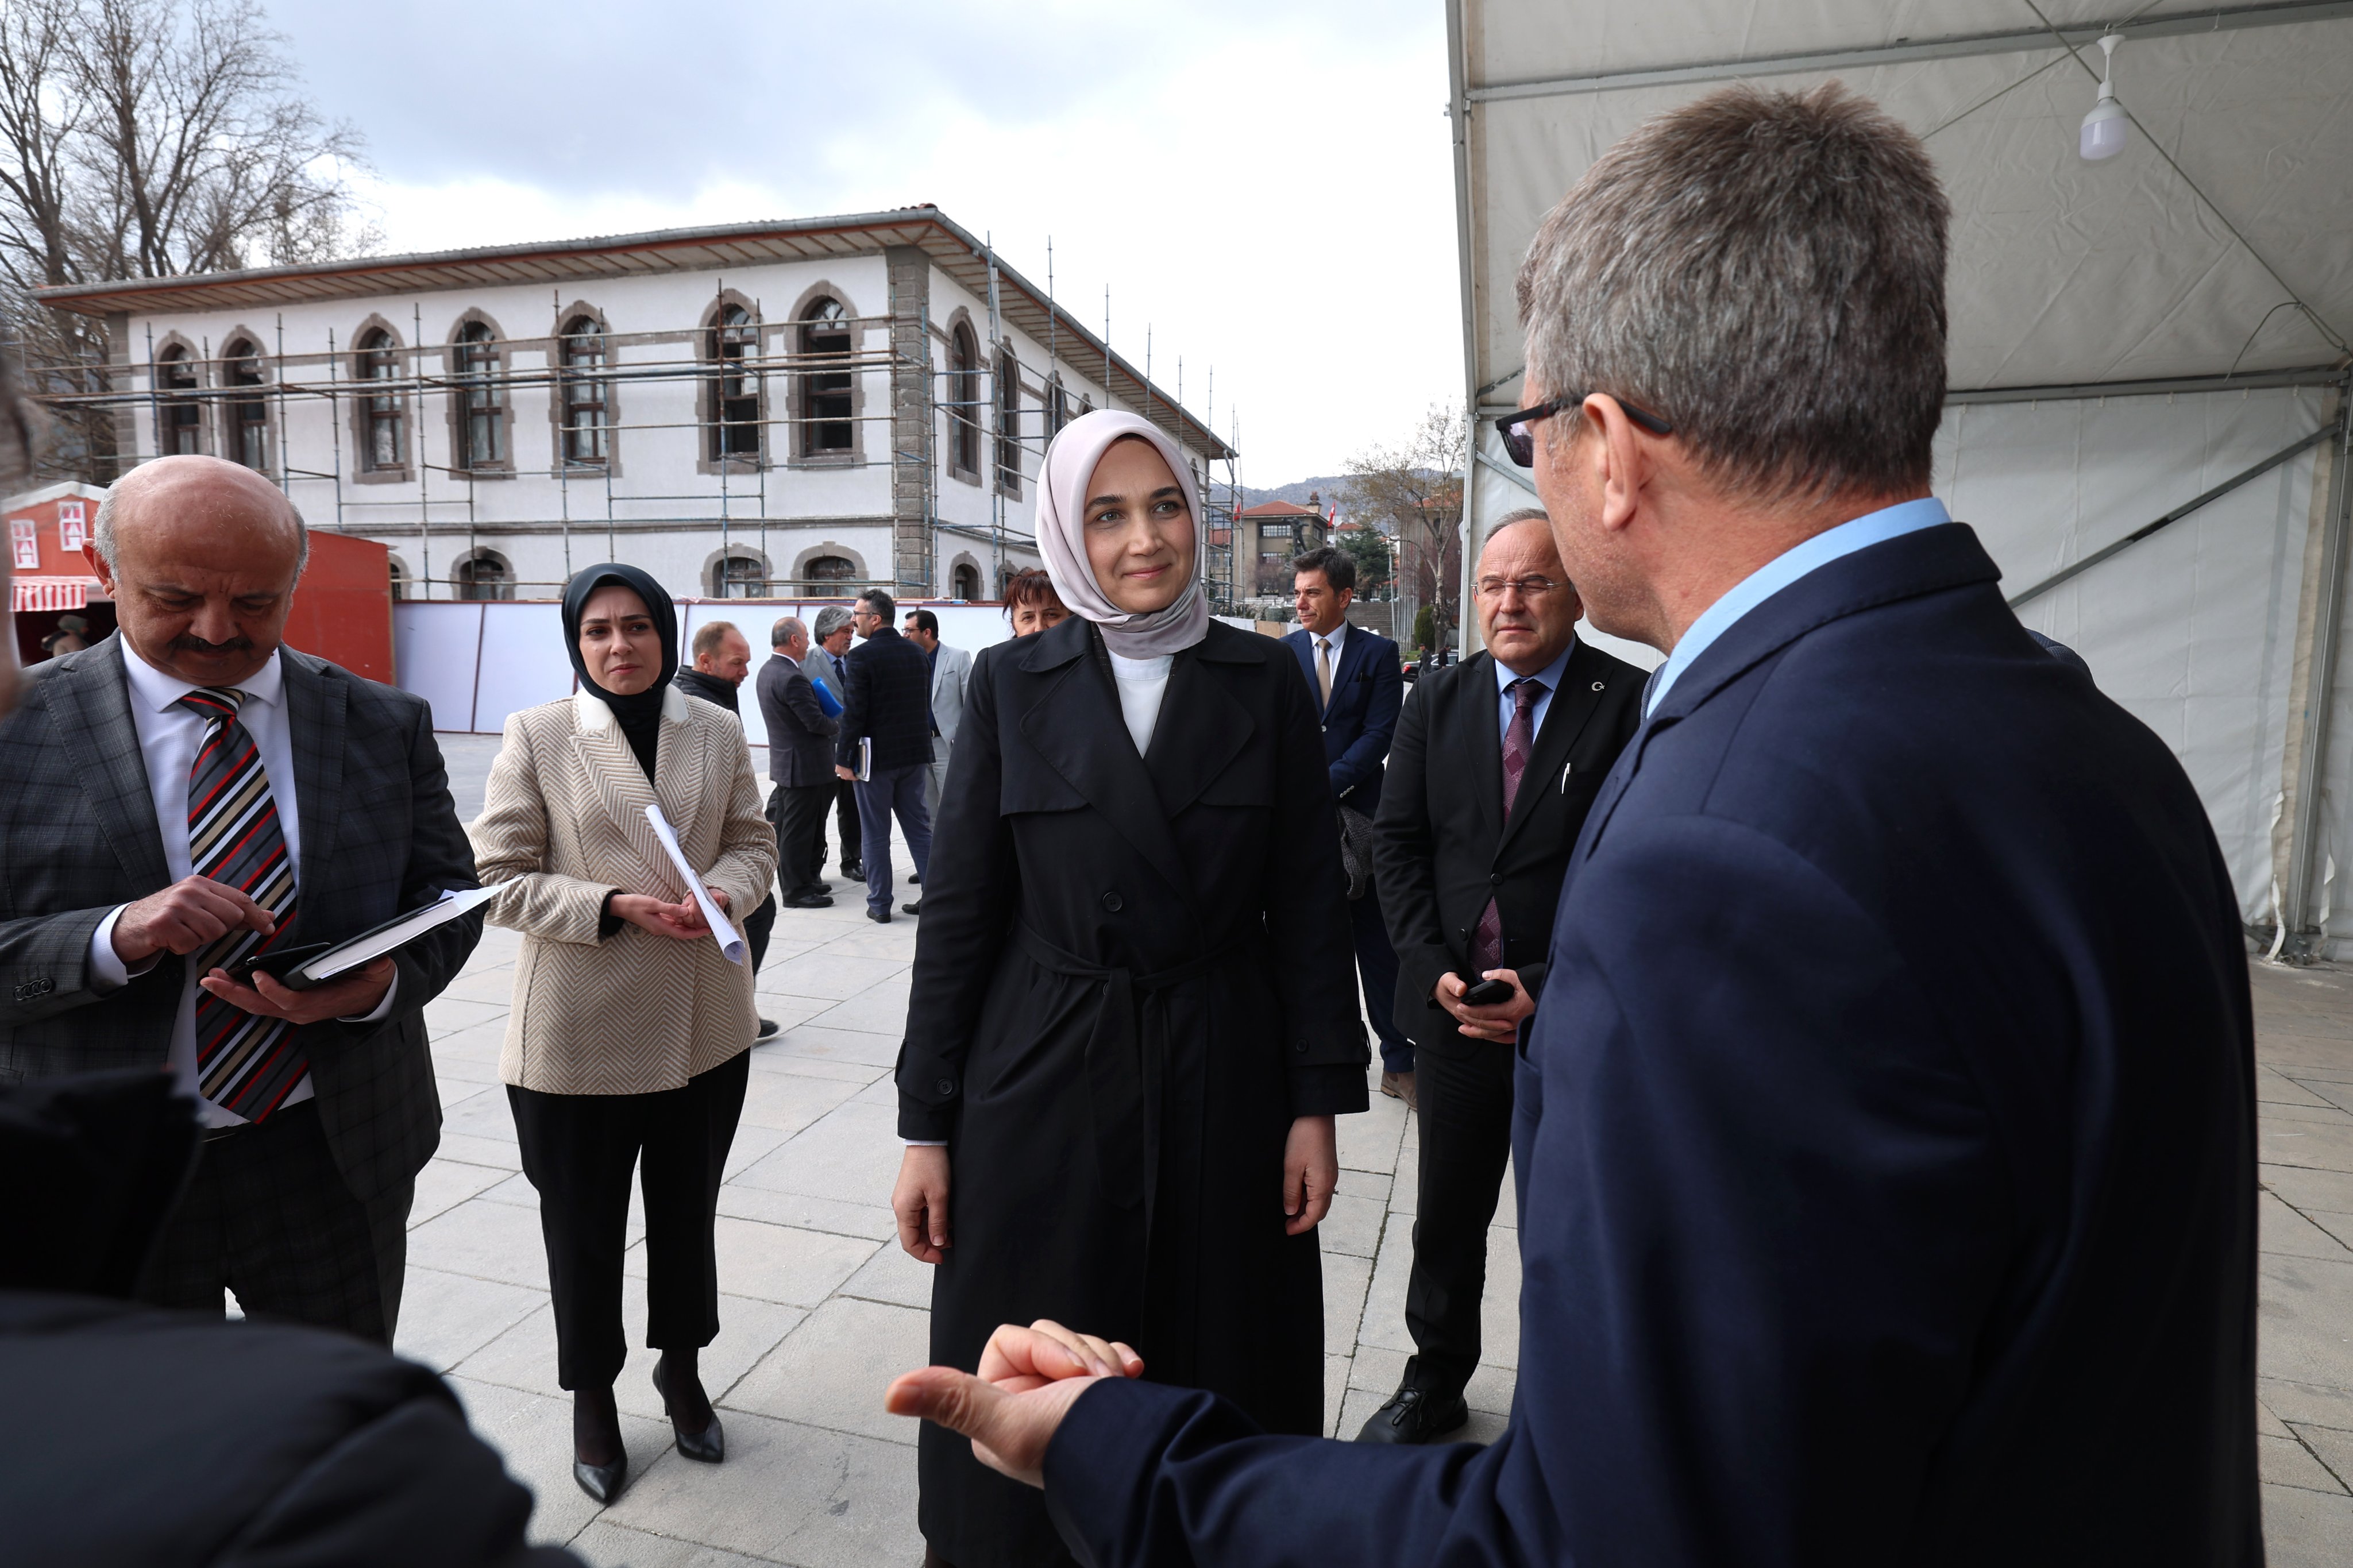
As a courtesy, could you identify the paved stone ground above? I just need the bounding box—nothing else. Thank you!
[404,735,2353,1564]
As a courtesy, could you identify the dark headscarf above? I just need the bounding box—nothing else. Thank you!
[561,563,677,781]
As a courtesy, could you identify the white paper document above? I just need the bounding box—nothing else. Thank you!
[643,802,747,965]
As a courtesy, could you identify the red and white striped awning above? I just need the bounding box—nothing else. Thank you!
[10,576,97,612]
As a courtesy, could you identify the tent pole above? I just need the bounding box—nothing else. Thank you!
[2281,385,2353,961]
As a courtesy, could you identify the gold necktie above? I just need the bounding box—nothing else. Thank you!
[1317,638,1334,708]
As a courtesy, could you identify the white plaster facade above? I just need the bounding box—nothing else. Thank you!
[39,209,1232,605]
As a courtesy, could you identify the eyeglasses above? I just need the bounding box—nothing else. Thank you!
[1473,575,1569,600]
[1495,393,1673,467]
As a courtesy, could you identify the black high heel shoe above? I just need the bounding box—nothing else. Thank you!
[653,1360,724,1463]
[573,1452,628,1504]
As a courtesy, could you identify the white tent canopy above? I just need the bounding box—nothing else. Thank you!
[1446,0,2353,955]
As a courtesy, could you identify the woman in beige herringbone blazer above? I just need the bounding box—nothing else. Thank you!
[470,563,776,1506]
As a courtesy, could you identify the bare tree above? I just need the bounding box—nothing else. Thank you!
[1341,404,1466,645]
[0,0,372,482]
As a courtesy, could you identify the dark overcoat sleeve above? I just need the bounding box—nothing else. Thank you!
[836,645,871,770]
[895,647,1017,1141]
[1369,673,1451,1034]
[1040,813,2005,1567]
[1257,655,1370,1118]
[1327,636,1402,804]
[369,701,483,1029]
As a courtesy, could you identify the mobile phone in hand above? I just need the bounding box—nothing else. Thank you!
[1461,975,1514,1007]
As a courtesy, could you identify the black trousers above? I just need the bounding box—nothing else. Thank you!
[745,893,776,971]
[141,1100,411,1345]
[823,777,863,871]
[1402,1032,1518,1397]
[508,1051,751,1389]
[772,781,835,897]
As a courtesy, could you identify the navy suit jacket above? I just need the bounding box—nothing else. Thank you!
[1042,523,2259,1566]
[1281,623,1402,812]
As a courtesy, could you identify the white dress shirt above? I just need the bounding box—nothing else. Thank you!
[87,641,395,1127]
[1308,621,1348,708]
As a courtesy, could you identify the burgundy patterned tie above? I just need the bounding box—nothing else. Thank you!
[180,687,308,1121]
[1469,678,1544,974]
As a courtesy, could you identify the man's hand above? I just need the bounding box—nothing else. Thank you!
[1436,969,1536,1043]
[835,763,856,781]
[894,1144,952,1262]
[111,875,275,964]
[1283,1114,1338,1235]
[609,893,707,940]
[885,1320,1144,1487]
[198,955,396,1026]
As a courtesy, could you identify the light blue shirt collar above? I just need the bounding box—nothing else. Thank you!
[1493,636,1576,743]
[1494,636,1575,697]
[1643,497,1950,717]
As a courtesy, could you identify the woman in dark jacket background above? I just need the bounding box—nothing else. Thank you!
[889,410,1367,1568]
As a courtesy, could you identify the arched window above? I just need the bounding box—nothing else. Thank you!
[948,322,979,477]
[157,345,202,455]
[1047,377,1070,439]
[356,328,403,470]
[223,339,268,471]
[559,315,608,465]
[951,562,981,601]
[387,558,410,602]
[454,550,513,602]
[801,297,853,455]
[995,347,1021,493]
[803,553,856,586]
[454,322,504,469]
[710,304,761,460]
[710,553,765,598]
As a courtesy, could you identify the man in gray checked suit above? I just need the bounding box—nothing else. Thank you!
[0,455,481,1343]
[901,607,971,829]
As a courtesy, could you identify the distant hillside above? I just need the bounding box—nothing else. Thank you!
[1238,475,1354,509]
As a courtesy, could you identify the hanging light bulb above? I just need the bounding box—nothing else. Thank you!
[2080,33,2130,160]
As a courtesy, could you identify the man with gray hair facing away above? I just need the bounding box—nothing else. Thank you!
[0,454,484,1345]
[887,83,2259,1566]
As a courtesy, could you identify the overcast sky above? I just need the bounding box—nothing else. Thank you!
[261,0,1461,486]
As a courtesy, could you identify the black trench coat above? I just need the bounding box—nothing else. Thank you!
[897,615,1368,1568]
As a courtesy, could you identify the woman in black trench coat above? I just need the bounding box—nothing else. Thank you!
[891,410,1368,1568]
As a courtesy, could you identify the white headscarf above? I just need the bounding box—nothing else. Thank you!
[1035,410,1210,658]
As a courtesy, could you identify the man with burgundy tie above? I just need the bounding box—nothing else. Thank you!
[0,454,481,1343]
[1356,508,1643,1443]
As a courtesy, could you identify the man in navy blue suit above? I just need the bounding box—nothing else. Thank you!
[887,82,2259,1566]
[1281,547,1410,1101]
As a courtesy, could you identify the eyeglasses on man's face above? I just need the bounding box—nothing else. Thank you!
[1495,393,1674,467]
[1473,574,1569,601]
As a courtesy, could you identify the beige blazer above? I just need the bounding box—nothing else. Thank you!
[471,685,778,1095]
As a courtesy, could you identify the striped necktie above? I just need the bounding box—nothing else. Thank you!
[180,686,307,1121]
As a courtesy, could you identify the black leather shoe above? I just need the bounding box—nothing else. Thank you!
[909,871,922,885]
[754,1017,780,1040]
[1355,1387,1469,1445]
[653,1365,725,1463]
[866,909,892,924]
[901,900,922,916]
[813,879,834,893]
[573,1453,627,1503]
[783,891,834,909]
[842,861,864,880]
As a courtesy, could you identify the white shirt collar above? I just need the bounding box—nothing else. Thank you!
[119,637,286,715]
[1310,621,1348,658]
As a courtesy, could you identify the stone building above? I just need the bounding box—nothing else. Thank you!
[34,206,1235,605]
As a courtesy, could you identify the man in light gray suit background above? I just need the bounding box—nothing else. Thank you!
[807,605,863,883]
[0,454,482,1343]
[902,608,971,837]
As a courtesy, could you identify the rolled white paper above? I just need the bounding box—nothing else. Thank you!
[643,802,746,965]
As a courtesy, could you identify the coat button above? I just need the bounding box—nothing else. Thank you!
[935,1077,955,1096]
[1490,872,1502,885]
[1293,1042,1307,1053]
[1101,891,1124,913]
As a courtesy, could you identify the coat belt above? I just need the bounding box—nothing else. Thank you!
[1016,924,1247,1248]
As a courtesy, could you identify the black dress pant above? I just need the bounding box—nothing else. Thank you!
[141,1100,411,1345]
[1402,1031,1518,1397]
[772,781,835,897]
[508,1051,750,1390]
[829,777,863,869]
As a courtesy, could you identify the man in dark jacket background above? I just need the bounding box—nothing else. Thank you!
[674,619,777,1035]
[835,589,932,924]
[1359,508,1642,1445]
[758,615,839,910]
